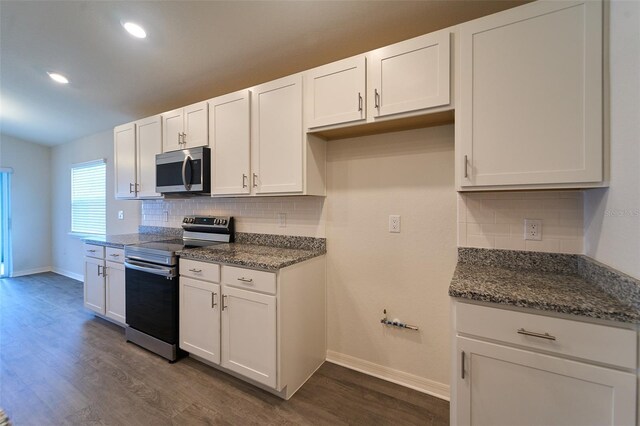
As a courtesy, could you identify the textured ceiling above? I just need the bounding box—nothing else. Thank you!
[0,0,526,146]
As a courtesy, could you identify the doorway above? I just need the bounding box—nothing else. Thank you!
[0,168,11,278]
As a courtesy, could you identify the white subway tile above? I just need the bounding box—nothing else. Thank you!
[467,234,495,249]
[494,236,526,251]
[559,239,584,254]
[525,239,560,253]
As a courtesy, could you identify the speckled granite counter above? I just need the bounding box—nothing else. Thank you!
[449,248,640,324]
[177,243,325,271]
[82,233,175,249]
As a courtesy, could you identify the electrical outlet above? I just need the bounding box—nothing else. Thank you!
[117,210,124,220]
[524,219,542,241]
[163,211,169,222]
[389,215,401,233]
[278,213,287,228]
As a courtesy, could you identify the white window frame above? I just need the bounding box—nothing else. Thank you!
[70,159,106,236]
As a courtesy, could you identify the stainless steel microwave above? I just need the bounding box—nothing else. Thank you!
[156,147,211,195]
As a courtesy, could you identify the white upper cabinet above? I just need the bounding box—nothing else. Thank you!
[457,0,603,189]
[209,90,251,196]
[114,122,137,199]
[114,116,162,200]
[162,101,208,152]
[305,56,366,129]
[369,30,451,119]
[135,115,163,198]
[251,74,304,194]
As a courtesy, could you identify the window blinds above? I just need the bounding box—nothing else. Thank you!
[71,159,106,235]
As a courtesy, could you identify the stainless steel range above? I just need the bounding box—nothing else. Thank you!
[124,216,234,361]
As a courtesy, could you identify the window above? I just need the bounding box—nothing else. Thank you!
[0,168,12,278]
[71,159,106,235]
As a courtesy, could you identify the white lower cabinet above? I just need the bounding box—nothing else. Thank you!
[221,285,276,387]
[179,277,221,364]
[179,255,326,399]
[105,260,126,324]
[83,245,126,326]
[451,301,637,426]
[84,256,105,315]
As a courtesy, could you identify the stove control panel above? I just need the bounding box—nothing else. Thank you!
[182,216,234,233]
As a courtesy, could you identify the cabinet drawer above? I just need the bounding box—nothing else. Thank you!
[456,302,636,369]
[105,247,124,263]
[222,266,276,295]
[84,244,105,259]
[180,259,220,283]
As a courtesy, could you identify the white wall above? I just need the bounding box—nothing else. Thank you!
[325,126,457,398]
[51,129,141,279]
[0,134,52,276]
[584,0,640,280]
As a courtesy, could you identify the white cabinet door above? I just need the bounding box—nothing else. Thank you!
[369,30,450,119]
[305,56,366,129]
[84,257,105,315]
[183,101,209,149]
[180,277,221,364]
[221,285,276,388]
[135,115,163,199]
[114,122,137,199]
[251,74,303,194]
[209,90,251,195]
[458,0,602,187]
[105,261,126,325]
[456,337,636,426]
[162,108,184,152]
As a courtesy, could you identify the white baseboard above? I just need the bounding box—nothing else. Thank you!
[326,350,450,401]
[51,267,83,282]
[11,266,52,277]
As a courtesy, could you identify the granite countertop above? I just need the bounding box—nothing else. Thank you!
[177,243,325,271]
[449,248,640,324]
[82,233,175,249]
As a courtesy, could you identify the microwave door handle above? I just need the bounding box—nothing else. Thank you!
[182,155,192,191]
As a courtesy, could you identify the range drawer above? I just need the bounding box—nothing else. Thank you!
[456,302,637,369]
[180,259,220,283]
[106,247,124,263]
[84,244,105,259]
[222,266,276,295]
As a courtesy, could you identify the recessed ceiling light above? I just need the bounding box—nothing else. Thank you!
[47,72,69,84]
[123,22,146,39]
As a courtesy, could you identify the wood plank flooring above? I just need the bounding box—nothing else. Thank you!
[0,272,449,425]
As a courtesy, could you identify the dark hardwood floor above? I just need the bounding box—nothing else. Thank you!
[0,272,449,425]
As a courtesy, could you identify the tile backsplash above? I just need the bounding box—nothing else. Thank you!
[142,196,326,238]
[458,191,584,254]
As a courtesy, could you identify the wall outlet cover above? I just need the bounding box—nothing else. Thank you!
[278,212,287,228]
[389,215,401,233]
[524,219,542,241]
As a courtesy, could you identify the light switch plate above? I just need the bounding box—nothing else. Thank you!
[118,210,124,220]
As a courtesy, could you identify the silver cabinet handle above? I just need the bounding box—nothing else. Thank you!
[97,265,103,276]
[517,328,556,341]
[242,174,248,188]
[109,254,120,258]
[188,268,202,273]
[374,89,380,109]
[358,92,363,112]
[182,155,192,191]
[135,183,139,194]
[88,249,96,253]
[464,155,469,179]
[181,132,187,145]
[461,351,465,379]
[222,294,227,311]
[237,277,253,283]
[178,132,182,145]
[252,173,258,188]
[212,292,217,308]
[129,183,135,194]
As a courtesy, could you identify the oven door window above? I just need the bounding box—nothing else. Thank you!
[125,268,178,344]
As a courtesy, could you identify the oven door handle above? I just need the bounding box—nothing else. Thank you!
[125,260,176,278]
